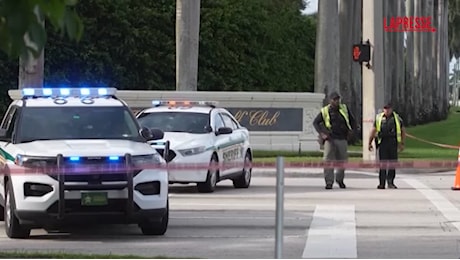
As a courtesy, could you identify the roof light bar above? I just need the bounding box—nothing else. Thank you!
[109,156,120,161]
[69,156,80,162]
[20,87,117,98]
[151,100,219,107]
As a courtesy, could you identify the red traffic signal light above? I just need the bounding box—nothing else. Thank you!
[352,42,371,63]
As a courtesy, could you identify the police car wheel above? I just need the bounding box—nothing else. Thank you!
[232,151,252,189]
[197,154,219,193]
[5,182,30,239]
[139,201,169,236]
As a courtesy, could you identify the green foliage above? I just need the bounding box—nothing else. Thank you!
[44,0,176,89]
[0,52,18,113]
[0,0,83,60]
[198,0,316,92]
[0,0,316,114]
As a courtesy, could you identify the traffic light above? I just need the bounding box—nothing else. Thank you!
[352,42,371,63]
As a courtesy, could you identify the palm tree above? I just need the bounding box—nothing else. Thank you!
[314,0,339,104]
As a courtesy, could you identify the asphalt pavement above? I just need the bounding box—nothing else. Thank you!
[1,170,460,258]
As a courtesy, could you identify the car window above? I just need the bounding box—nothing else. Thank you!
[221,113,238,130]
[1,105,16,130]
[214,114,225,130]
[137,112,210,134]
[4,107,18,139]
[16,106,141,143]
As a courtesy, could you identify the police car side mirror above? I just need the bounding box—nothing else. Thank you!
[216,127,232,135]
[139,127,153,141]
[150,128,164,140]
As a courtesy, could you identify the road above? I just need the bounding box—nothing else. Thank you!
[1,169,460,258]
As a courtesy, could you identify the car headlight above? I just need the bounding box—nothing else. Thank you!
[178,146,206,156]
[131,154,164,168]
[15,154,56,168]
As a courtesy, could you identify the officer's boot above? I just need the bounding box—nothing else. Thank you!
[387,181,397,189]
[378,169,386,189]
[387,170,397,189]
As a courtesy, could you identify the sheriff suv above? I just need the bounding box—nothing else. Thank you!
[136,100,252,193]
[0,87,169,239]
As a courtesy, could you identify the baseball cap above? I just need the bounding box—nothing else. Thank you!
[383,102,392,109]
[329,91,340,100]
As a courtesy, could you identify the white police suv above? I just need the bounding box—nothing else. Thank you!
[0,87,169,238]
[136,100,252,193]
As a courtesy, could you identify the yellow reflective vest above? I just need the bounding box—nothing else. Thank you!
[375,112,402,144]
[320,104,351,130]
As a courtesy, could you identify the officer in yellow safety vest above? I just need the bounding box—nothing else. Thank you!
[313,91,357,190]
[368,102,406,189]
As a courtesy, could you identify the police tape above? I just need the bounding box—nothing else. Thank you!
[405,133,460,149]
[2,160,459,175]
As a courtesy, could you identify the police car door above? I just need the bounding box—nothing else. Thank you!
[212,112,229,175]
[0,104,20,203]
[219,112,242,176]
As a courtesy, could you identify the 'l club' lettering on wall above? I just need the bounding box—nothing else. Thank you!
[226,108,303,131]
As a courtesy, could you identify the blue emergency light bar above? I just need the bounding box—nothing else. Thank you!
[67,156,120,162]
[20,87,117,98]
[151,100,219,107]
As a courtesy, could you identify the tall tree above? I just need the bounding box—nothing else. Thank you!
[176,0,201,91]
[0,0,83,60]
[314,0,339,103]
[339,0,362,132]
[448,0,460,59]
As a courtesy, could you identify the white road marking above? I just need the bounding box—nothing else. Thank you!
[404,178,460,232]
[302,204,357,259]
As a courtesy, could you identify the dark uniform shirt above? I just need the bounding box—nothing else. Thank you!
[374,113,404,141]
[313,105,356,140]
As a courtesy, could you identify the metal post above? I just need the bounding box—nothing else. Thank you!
[275,156,284,259]
[125,153,134,219]
[57,154,64,220]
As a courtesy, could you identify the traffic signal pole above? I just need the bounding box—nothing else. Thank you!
[362,0,384,161]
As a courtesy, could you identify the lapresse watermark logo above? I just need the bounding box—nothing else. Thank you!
[384,16,436,32]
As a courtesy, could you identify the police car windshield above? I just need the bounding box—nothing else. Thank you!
[17,106,141,143]
[137,112,209,134]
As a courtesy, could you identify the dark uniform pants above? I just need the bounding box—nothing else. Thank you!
[377,138,398,186]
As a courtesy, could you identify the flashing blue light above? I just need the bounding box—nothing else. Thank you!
[109,156,120,161]
[60,88,70,96]
[69,156,80,162]
[80,88,90,96]
[19,87,118,99]
[43,88,53,96]
[22,88,35,96]
[152,100,161,106]
[98,88,108,95]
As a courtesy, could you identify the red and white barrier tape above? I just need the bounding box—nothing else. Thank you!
[2,160,459,175]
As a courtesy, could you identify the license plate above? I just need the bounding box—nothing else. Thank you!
[81,192,108,206]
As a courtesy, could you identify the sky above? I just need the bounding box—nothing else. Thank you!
[303,0,318,15]
[302,0,457,75]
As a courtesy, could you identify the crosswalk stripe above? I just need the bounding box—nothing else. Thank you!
[302,204,357,259]
[404,178,460,232]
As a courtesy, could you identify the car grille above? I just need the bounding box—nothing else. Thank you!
[155,149,176,162]
[48,157,141,182]
[46,199,141,214]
